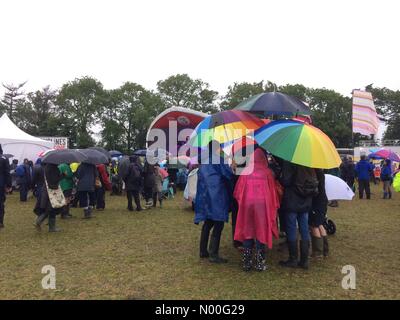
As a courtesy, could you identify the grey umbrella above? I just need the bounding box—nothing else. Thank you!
[80,149,110,165]
[42,149,88,165]
[3,154,14,159]
[88,147,111,160]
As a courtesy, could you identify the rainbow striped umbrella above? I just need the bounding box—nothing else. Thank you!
[254,120,341,169]
[189,110,264,147]
[368,149,400,162]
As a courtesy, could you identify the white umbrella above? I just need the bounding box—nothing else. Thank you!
[324,174,354,201]
[184,168,198,201]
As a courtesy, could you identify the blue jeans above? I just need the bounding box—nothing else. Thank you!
[243,239,265,250]
[286,212,310,242]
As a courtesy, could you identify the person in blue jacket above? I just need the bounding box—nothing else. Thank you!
[355,154,374,199]
[380,159,392,199]
[194,140,233,264]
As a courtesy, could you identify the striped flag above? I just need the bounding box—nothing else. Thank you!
[352,90,379,136]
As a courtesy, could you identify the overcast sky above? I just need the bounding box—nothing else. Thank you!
[0,0,399,98]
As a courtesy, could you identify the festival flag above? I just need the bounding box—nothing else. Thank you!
[352,90,379,136]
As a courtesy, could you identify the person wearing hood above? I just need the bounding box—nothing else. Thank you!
[233,148,280,271]
[34,163,64,232]
[0,144,12,228]
[59,163,75,219]
[76,162,97,219]
[194,140,234,264]
[381,159,393,199]
[123,156,143,212]
[16,158,31,202]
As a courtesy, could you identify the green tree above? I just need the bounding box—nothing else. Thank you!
[18,86,60,136]
[56,77,105,148]
[157,74,218,113]
[0,82,27,123]
[307,88,353,148]
[220,80,276,110]
[366,85,400,141]
[101,82,165,152]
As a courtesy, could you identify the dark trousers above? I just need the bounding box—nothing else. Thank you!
[199,219,225,256]
[78,191,96,208]
[358,179,371,199]
[95,187,106,209]
[231,199,242,247]
[0,190,5,224]
[127,190,141,210]
[144,187,153,202]
[19,183,28,202]
[278,208,286,233]
[152,192,162,206]
[346,177,355,189]
[243,239,265,250]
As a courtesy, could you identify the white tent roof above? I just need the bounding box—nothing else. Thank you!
[0,113,54,163]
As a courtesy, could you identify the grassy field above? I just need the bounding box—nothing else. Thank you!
[0,184,399,300]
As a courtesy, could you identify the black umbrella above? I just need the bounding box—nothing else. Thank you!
[132,149,147,157]
[235,92,311,116]
[3,154,14,159]
[80,149,110,165]
[42,149,88,165]
[88,147,111,160]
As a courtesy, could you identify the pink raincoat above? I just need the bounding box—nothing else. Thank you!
[234,149,280,249]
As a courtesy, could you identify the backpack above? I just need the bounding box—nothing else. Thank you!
[16,165,26,178]
[294,166,319,197]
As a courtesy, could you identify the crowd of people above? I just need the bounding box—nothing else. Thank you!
[193,141,400,272]
[0,142,399,273]
[0,144,187,231]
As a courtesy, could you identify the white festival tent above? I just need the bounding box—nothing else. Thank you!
[0,113,54,163]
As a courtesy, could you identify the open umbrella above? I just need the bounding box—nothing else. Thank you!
[42,149,88,165]
[325,174,355,200]
[254,119,341,169]
[368,149,400,162]
[109,150,123,157]
[235,92,311,116]
[3,153,14,159]
[80,149,109,165]
[88,147,111,160]
[189,110,264,147]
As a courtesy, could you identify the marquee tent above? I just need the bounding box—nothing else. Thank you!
[0,113,54,163]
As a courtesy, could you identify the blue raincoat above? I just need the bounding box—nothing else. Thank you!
[194,155,233,224]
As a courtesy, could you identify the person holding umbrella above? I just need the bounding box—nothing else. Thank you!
[32,158,45,215]
[0,144,12,228]
[95,163,112,210]
[76,162,97,219]
[194,140,234,264]
[381,159,393,199]
[124,156,143,212]
[59,162,74,219]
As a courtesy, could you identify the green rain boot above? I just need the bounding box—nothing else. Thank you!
[311,236,324,259]
[48,216,61,233]
[279,241,298,268]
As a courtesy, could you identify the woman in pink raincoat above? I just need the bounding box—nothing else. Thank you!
[234,148,280,271]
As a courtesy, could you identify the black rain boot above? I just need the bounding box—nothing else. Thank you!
[199,226,210,258]
[311,236,323,258]
[0,210,4,228]
[61,206,71,219]
[323,236,329,257]
[279,241,298,268]
[159,200,162,208]
[383,192,388,199]
[298,240,310,269]
[254,249,267,272]
[83,208,91,219]
[242,248,252,272]
[209,235,228,264]
[48,216,61,232]
[34,213,48,231]
[388,190,392,199]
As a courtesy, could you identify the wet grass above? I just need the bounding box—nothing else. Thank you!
[0,184,399,300]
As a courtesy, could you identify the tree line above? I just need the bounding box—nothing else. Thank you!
[1,74,399,152]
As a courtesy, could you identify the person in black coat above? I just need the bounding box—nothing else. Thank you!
[34,163,63,232]
[143,161,155,207]
[0,144,12,228]
[309,169,329,258]
[76,162,97,219]
[279,160,315,270]
[32,159,45,215]
[124,156,143,212]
